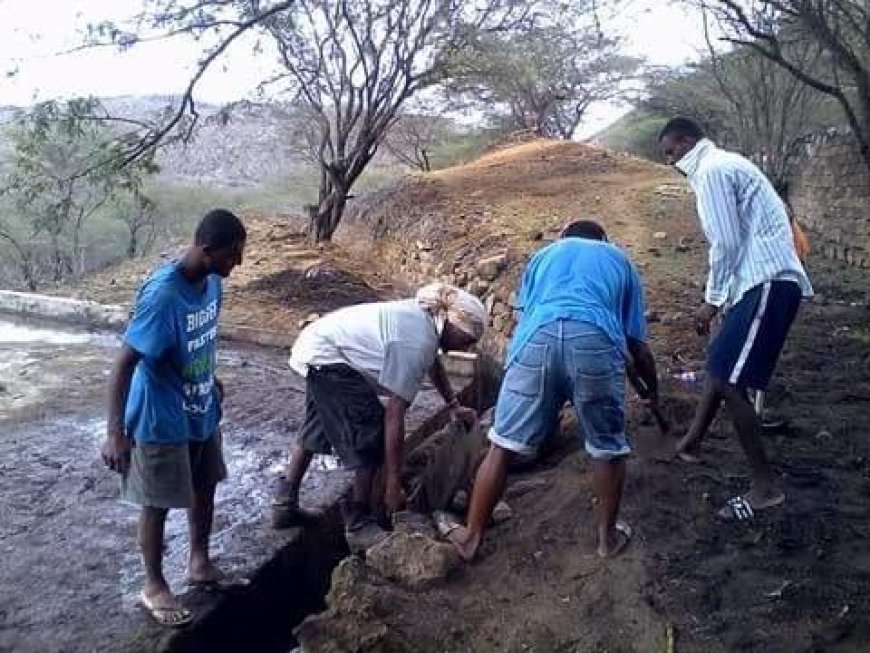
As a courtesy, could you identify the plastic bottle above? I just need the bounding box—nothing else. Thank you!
[673,371,704,384]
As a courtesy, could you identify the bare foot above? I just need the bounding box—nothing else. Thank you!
[597,521,632,558]
[446,525,481,562]
[143,581,177,606]
[743,487,785,511]
[674,435,702,463]
[186,558,224,585]
[140,585,192,627]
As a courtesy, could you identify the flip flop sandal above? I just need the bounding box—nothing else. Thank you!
[139,591,193,628]
[600,520,633,558]
[718,495,755,521]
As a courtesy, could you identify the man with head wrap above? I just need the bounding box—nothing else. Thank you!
[274,283,487,551]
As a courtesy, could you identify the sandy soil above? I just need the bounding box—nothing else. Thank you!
[7,138,869,652]
[321,139,870,652]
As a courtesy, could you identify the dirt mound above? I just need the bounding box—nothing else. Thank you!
[244,265,380,317]
[332,138,870,651]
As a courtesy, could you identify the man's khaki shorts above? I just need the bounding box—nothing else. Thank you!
[121,429,227,509]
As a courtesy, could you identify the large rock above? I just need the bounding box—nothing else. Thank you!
[366,532,460,590]
[294,557,410,652]
[476,253,507,282]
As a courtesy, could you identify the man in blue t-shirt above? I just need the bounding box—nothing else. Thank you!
[101,209,246,627]
[446,220,659,561]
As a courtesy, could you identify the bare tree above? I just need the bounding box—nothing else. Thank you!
[76,0,532,242]
[646,29,828,187]
[444,19,641,139]
[122,192,161,259]
[699,0,870,171]
[383,113,455,171]
[0,99,156,287]
[0,224,38,291]
[257,0,530,241]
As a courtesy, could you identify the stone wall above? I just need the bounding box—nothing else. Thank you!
[791,129,870,268]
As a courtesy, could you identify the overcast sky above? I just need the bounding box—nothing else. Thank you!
[0,0,709,136]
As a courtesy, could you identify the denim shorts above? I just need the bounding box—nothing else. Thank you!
[489,320,630,460]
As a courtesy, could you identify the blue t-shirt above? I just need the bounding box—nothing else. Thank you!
[506,239,647,366]
[123,262,223,444]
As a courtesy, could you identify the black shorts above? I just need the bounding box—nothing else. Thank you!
[300,364,385,470]
[707,280,802,390]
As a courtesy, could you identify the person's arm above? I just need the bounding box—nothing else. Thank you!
[384,392,409,513]
[622,260,658,405]
[102,344,141,473]
[429,355,457,407]
[102,283,174,472]
[696,168,742,309]
[427,356,477,426]
[626,338,658,407]
[214,375,225,404]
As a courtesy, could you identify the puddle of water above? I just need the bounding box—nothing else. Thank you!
[0,320,119,347]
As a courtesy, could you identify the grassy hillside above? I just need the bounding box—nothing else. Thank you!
[591,108,668,161]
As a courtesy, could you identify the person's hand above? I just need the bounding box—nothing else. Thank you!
[695,303,719,336]
[451,406,478,428]
[385,475,407,514]
[101,426,132,474]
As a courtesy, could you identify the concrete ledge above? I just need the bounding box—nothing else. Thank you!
[220,323,294,349]
[0,290,128,330]
[0,290,298,350]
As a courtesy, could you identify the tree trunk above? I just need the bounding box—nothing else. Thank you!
[309,186,349,243]
[127,226,138,259]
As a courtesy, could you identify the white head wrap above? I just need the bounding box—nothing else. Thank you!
[415,283,487,341]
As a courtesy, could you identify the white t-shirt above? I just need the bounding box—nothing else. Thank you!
[289,299,439,403]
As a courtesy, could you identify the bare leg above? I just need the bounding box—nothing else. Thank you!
[280,443,313,504]
[272,444,318,528]
[187,484,222,583]
[720,384,783,507]
[448,444,512,562]
[352,466,376,505]
[593,457,628,557]
[140,507,179,604]
[675,380,722,460]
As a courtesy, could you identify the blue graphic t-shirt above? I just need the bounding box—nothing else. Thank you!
[124,262,222,444]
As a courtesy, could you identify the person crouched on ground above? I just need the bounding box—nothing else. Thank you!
[273,283,487,552]
[446,219,659,561]
[100,209,246,627]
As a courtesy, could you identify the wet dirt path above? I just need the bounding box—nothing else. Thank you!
[0,318,449,652]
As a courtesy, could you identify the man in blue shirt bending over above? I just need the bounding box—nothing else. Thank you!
[447,220,659,561]
[101,209,246,627]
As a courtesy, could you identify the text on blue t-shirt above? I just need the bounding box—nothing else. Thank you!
[123,262,223,444]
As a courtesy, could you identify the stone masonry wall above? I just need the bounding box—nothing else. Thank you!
[791,129,870,268]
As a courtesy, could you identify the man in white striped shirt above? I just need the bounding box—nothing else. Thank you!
[658,117,813,521]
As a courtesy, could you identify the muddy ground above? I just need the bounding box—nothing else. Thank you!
[316,140,870,652]
[5,139,870,652]
[0,313,462,653]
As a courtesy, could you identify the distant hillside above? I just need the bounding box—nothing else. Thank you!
[0,96,315,189]
[591,109,667,162]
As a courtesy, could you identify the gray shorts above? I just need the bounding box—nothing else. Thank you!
[121,429,227,509]
[300,364,385,470]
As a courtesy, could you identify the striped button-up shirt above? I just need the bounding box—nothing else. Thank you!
[677,139,813,308]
